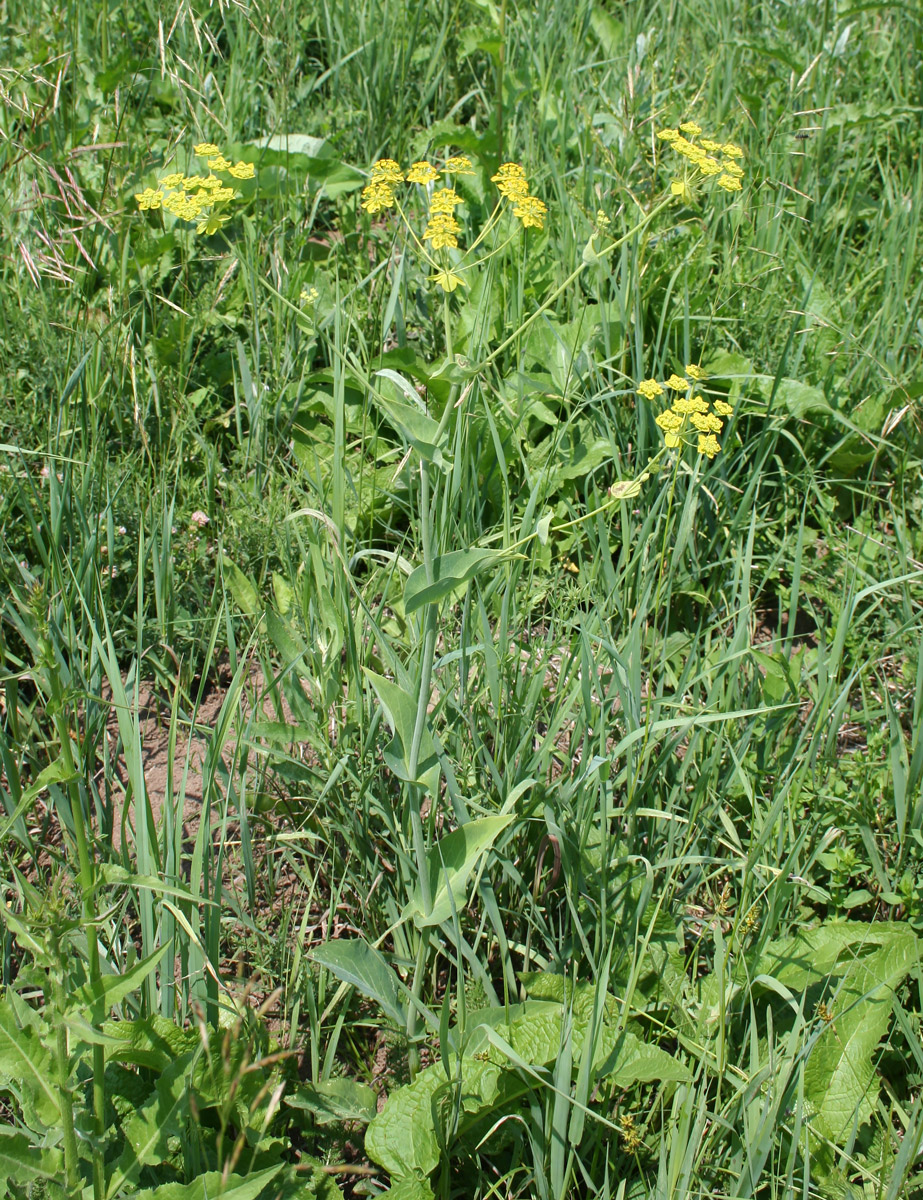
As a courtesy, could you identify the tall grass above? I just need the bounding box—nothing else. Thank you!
[1,0,922,1197]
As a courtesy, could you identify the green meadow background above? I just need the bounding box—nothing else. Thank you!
[1,1,923,1197]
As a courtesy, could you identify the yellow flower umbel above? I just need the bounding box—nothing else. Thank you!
[638,362,734,460]
[358,151,550,292]
[137,143,252,234]
[656,121,746,202]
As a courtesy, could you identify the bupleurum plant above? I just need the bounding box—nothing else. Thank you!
[134,142,254,234]
[637,364,735,460]
[359,153,547,292]
[655,120,746,201]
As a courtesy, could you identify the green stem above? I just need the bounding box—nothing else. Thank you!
[474,197,674,374]
[52,959,81,1196]
[47,660,106,1200]
[626,449,684,812]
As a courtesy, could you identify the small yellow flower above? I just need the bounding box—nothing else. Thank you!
[361,181,396,213]
[685,364,707,381]
[689,394,709,413]
[697,433,721,458]
[370,158,404,183]
[422,213,461,249]
[638,379,664,400]
[429,187,462,213]
[691,411,723,433]
[672,397,693,415]
[679,121,702,136]
[656,128,680,142]
[656,410,684,433]
[698,157,722,176]
[444,155,475,175]
[211,187,237,202]
[228,160,255,179]
[717,174,742,192]
[207,155,232,172]
[182,175,207,190]
[596,209,611,227]
[135,187,164,211]
[407,161,440,184]
[720,160,744,178]
[199,175,222,190]
[665,373,689,390]
[721,142,745,159]
[512,195,547,229]
[160,172,186,189]
[699,139,722,153]
[492,162,529,199]
[300,286,319,303]
[713,399,733,417]
[194,142,220,157]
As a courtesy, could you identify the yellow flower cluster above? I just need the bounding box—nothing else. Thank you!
[491,162,547,229]
[134,143,254,234]
[656,121,745,196]
[638,363,734,459]
[360,155,548,232]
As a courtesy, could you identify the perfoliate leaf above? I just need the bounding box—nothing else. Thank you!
[402,815,513,927]
[311,938,407,1029]
[364,669,441,796]
[403,548,506,615]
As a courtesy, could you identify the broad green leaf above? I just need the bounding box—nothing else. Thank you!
[286,1077,377,1125]
[803,927,919,1142]
[0,1005,60,1128]
[222,556,260,616]
[0,1128,63,1184]
[364,669,441,796]
[101,1014,198,1071]
[403,548,506,615]
[311,938,407,1029]
[373,370,450,466]
[264,609,309,675]
[111,1053,193,1190]
[375,1179,435,1200]
[365,1067,445,1179]
[132,1164,282,1200]
[403,815,513,927]
[271,571,295,615]
[592,1027,692,1085]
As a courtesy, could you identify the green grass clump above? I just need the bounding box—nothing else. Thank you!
[1,1,923,1198]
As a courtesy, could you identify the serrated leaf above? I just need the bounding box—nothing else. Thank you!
[0,1005,60,1127]
[311,938,407,1029]
[592,1027,691,1085]
[803,927,919,1142]
[113,1053,193,1187]
[0,1128,63,1183]
[403,548,505,615]
[403,816,513,927]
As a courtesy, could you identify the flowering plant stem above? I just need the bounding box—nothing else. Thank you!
[474,196,674,373]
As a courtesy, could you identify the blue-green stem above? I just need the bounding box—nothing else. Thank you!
[46,651,106,1200]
